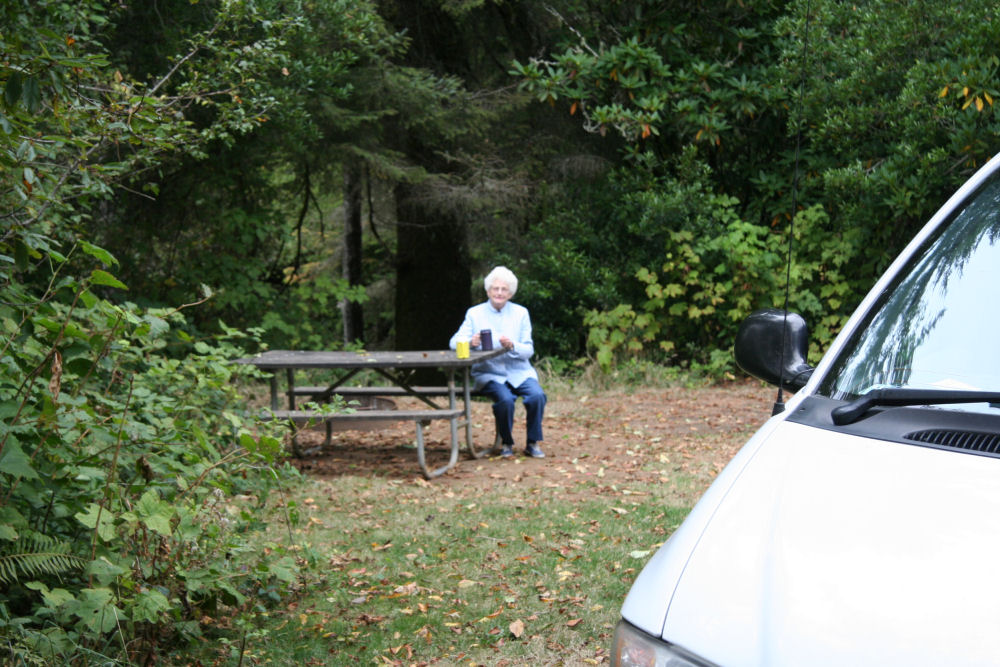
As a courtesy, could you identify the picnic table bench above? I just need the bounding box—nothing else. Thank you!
[292,384,487,399]
[237,349,505,479]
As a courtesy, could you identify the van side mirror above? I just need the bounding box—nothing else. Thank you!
[735,309,814,391]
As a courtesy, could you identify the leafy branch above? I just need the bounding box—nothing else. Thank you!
[0,535,86,586]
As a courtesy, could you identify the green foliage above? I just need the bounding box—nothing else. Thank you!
[579,193,858,378]
[770,0,1000,307]
[506,0,1000,377]
[86,0,482,347]
[510,0,783,158]
[513,149,781,377]
[0,534,86,586]
[260,274,370,350]
[506,2,797,372]
[0,250,305,662]
[507,232,621,361]
[583,189,782,377]
[511,35,671,141]
[0,2,316,662]
[0,0,289,234]
[729,0,1000,365]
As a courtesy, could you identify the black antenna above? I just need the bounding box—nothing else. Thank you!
[773,0,814,417]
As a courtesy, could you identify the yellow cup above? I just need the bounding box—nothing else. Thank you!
[456,340,470,359]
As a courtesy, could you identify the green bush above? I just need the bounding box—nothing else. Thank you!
[0,249,305,664]
[582,152,785,377]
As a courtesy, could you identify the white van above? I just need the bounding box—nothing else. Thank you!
[612,152,1000,667]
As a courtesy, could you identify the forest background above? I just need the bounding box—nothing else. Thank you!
[3,0,1000,663]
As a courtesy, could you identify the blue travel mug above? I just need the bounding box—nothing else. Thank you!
[480,329,493,351]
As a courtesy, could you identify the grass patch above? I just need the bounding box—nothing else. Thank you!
[537,358,707,396]
[222,476,692,665]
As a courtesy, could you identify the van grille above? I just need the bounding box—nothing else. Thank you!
[905,429,1000,454]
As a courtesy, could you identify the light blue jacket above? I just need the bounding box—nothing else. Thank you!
[449,300,538,390]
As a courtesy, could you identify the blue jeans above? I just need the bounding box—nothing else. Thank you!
[480,378,546,445]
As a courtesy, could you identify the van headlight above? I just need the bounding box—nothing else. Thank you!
[612,620,714,667]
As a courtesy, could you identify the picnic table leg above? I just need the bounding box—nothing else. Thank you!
[458,368,471,449]
[444,369,462,466]
[415,419,458,479]
[445,370,460,474]
[286,368,296,409]
[282,416,304,458]
[269,374,279,412]
[448,397,460,468]
[285,368,302,454]
[464,367,500,459]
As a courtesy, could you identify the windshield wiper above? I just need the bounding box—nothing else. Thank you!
[831,388,1000,426]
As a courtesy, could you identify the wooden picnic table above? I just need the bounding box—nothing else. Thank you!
[237,348,505,478]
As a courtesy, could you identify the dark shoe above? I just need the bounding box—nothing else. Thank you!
[500,444,514,458]
[524,442,545,458]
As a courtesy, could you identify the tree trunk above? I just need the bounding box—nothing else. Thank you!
[394,181,471,380]
[342,157,365,345]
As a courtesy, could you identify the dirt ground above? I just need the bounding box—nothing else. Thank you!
[288,380,777,494]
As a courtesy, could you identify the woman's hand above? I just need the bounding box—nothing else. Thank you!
[499,335,514,351]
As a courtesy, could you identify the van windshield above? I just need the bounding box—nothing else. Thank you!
[818,170,1000,405]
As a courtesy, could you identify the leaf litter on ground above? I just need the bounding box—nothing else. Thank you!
[241,381,773,665]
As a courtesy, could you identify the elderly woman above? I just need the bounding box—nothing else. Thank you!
[449,266,547,458]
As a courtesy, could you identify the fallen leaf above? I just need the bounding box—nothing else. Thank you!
[509,619,525,638]
[392,582,418,595]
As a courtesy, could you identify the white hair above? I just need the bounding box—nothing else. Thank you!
[483,265,518,297]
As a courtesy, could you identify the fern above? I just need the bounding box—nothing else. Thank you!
[0,534,87,586]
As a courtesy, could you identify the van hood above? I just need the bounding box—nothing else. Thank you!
[630,420,1000,667]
